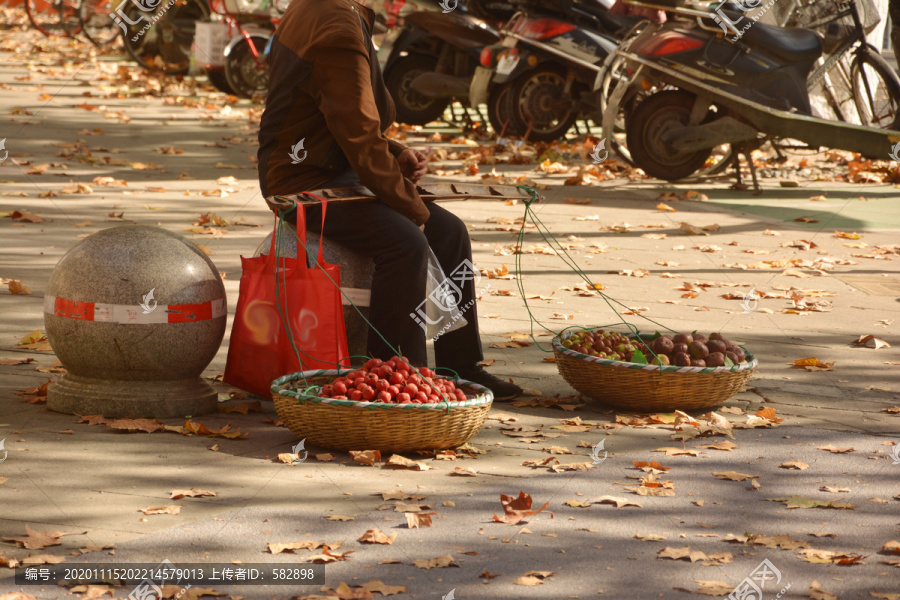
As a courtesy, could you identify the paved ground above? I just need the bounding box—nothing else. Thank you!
[1,13,900,600]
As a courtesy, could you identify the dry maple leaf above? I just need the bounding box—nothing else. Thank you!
[412,554,457,569]
[362,580,406,596]
[406,513,434,528]
[780,461,809,470]
[384,454,431,470]
[712,471,760,481]
[181,420,246,439]
[658,547,708,562]
[514,570,555,585]
[267,540,323,554]
[139,505,182,515]
[20,554,67,566]
[350,450,381,466]
[633,460,670,472]
[358,529,397,545]
[218,400,262,414]
[106,418,166,433]
[492,491,551,524]
[449,466,477,477]
[768,496,856,510]
[798,549,866,565]
[0,357,35,366]
[593,495,642,508]
[306,546,353,563]
[3,525,83,550]
[818,445,855,453]
[852,334,891,349]
[169,489,217,499]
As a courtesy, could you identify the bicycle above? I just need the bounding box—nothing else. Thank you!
[78,0,123,47]
[782,0,899,129]
[26,0,78,37]
[118,0,210,75]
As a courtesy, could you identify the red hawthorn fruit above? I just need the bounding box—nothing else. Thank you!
[403,384,418,396]
[333,381,347,395]
[375,379,389,392]
[362,386,376,400]
[414,392,428,403]
[349,390,363,401]
[397,392,411,403]
[389,371,405,385]
[376,390,392,403]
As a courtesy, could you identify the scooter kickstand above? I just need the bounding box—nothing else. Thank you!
[744,150,762,196]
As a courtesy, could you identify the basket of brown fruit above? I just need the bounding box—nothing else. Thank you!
[552,328,757,411]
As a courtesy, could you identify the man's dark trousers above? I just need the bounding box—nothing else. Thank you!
[300,178,483,370]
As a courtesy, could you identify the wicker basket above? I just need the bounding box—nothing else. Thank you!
[553,330,758,411]
[271,369,493,452]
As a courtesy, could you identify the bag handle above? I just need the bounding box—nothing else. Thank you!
[267,193,328,266]
[299,191,328,267]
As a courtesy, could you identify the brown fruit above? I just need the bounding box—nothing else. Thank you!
[690,358,707,367]
[672,352,691,366]
[725,345,746,361]
[725,351,741,364]
[651,336,674,355]
[706,352,725,367]
[707,339,727,354]
[709,332,726,342]
[651,354,670,366]
[689,341,709,359]
[673,343,689,355]
[693,333,709,345]
[672,333,693,345]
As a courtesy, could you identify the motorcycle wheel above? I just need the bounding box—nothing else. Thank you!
[206,68,236,95]
[625,89,712,181]
[224,35,270,99]
[486,83,521,137]
[384,54,448,126]
[850,49,900,131]
[503,65,578,142]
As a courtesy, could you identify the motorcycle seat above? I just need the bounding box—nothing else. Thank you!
[722,10,823,63]
[574,1,643,35]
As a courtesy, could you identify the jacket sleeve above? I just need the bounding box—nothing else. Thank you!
[309,27,430,225]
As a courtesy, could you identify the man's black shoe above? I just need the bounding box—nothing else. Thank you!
[439,364,523,402]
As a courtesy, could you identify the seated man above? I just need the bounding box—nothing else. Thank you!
[256,0,522,400]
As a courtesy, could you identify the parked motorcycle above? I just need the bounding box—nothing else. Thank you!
[603,0,899,187]
[378,0,516,125]
[471,0,641,140]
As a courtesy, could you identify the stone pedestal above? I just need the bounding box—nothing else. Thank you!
[254,224,374,363]
[45,226,226,419]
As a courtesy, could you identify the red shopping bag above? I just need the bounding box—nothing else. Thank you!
[224,198,350,397]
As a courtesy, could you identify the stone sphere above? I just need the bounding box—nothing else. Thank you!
[45,225,226,418]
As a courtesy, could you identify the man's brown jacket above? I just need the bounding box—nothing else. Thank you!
[257,0,429,225]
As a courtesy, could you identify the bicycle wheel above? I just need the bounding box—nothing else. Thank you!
[26,0,64,36]
[121,0,209,75]
[58,0,84,38]
[850,48,900,130]
[79,0,122,47]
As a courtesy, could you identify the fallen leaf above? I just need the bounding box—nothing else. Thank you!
[267,540,324,554]
[405,513,434,528]
[881,541,900,555]
[780,461,809,470]
[384,454,431,471]
[169,489,217,499]
[798,548,866,565]
[768,496,856,510]
[818,445,855,453]
[218,400,261,414]
[412,554,457,569]
[3,526,84,550]
[658,547,708,563]
[350,450,381,466]
[593,495,642,508]
[20,554,67,566]
[852,334,891,349]
[358,529,397,545]
[712,471,760,482]
[808,581,839,600]
[449,466,477,477]
[361,580,407,596]
[514,570,555,585]
[139,505,182,515]
[306,545,353,563]
[492,491,551,524]
[7,280,31,295]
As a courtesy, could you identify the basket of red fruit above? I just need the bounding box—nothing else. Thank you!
[270,356,493,452]
[552,328,757,411]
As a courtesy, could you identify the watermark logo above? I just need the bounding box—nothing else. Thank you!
[890,443,900,465]
[441,589,456,600]
[109,0,177,42]
[410,258,488,340]
[139,288,158,314]
[740,288,759,314]
[127,559,191,600]
[589,138,608,164]
[589,439,607,464]
[289,138,307,164]
[0,439,7,464]
[728,558,789,600]
[438,0,457,13]
[291,439,308,465]
[0,139,7,163]
[889,141,900,163]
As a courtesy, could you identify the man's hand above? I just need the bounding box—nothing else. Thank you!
[397,148,428,183]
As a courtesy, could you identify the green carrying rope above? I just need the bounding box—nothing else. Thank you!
[511,184,676,360]
[270,194,455,412]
